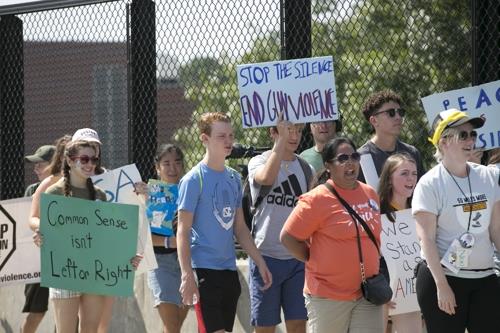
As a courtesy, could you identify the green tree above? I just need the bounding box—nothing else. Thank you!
[174,0,471,171]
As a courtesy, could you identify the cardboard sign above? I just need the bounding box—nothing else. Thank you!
[92,164,157,274]
[421,80,500,149]
[360,154,379,190]
[40,194,138,296]
[380,209,421,315]
[237,56,339,128]
[146,180,178,236]
[0,197,40,286]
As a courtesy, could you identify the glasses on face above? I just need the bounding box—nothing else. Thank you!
[331,152,361,164]
[457,130,478,141]
[71,155,99,165]
[373,108,406,118]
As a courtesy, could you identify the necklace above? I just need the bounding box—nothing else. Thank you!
[282,161,290,172]
[444,165,474,248]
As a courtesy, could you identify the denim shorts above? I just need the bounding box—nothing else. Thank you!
[249,256,307,326]
[49,287,81,299]
[147,251,182,307]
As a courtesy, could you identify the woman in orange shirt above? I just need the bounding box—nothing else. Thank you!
[281,137,383,333]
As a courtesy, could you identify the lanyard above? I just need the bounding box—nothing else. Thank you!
[445,165,473,232]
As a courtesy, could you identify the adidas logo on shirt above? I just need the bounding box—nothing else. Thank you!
[266,174,304,208]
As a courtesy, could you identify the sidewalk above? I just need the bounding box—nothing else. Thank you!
[0,260,287,332]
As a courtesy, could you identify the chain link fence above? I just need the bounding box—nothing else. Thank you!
[0,0,498,198]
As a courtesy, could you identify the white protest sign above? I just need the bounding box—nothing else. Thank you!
[0,197,41,286]
[421,80,500,149]
[380,209,421,315]
[237,56,339,128]
[360,154,379,190]
[92,164,157,274]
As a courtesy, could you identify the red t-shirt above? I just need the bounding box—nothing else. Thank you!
[283,179,382,301]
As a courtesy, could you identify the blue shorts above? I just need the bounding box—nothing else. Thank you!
[147,251,182,307]
[249,256,307,327]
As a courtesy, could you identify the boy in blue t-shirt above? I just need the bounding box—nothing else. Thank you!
[177,112,272,333]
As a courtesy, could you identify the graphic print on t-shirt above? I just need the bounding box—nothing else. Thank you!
[452,191,489,233]
[266,174,304,208]
[212,181,237,230]
[349,200,379,231]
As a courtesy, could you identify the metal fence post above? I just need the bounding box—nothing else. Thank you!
[0,15,24,199]
[129,0,157,180]
[472,0,500,84]
[280,0,312,152]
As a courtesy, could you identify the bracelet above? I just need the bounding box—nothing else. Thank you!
[164,236,170,249]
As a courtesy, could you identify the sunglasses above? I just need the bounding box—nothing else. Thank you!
[71,155,99,165]
[373,108,406,118]
[457,130,478,141]
[331,152,361,164]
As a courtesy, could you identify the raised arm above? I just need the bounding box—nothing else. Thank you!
[253,116,290,186]
[29,176,56,231]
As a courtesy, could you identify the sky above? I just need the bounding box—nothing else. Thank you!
[8,0,280,68]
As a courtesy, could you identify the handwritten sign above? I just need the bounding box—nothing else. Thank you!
[421,80,500,149]
[0,197,40,286]
[237,56,339,128]
[146,180,178,236]
[92,164,142,204]
[92,164,157,274]
[380,209,421,315]
[40,194,138,296]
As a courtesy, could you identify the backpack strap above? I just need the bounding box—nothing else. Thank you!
[296,154,313,187]
[196,164,203,193]
[251,153,312,213]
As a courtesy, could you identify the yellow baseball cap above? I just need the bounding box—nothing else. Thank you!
[429,109,485,147]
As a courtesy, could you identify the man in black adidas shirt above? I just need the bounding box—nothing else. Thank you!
[247,115,312,333]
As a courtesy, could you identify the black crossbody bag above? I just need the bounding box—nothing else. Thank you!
[324,182,392,305]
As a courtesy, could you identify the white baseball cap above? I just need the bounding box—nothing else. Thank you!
[72,128,102,144]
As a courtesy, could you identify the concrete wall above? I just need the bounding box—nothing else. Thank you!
[0,260,286,333]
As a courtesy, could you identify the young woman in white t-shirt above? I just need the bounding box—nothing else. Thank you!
[412,109,500,333]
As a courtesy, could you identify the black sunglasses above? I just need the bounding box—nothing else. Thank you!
[331,152,361,164]
[374,108,406,118]
[457,130,478,141]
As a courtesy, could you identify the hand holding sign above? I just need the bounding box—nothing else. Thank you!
[40,194,138,297]
[237,56,339,128]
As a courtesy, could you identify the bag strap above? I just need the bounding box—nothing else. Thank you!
[323,182,372,282]
[323,182,380,255]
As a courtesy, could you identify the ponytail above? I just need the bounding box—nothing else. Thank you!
[86,177,97,201]
[62,161,72,197]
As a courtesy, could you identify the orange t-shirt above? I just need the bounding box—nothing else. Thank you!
[283,179,382,301]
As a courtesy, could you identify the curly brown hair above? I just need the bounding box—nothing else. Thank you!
[361,90,402,122]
